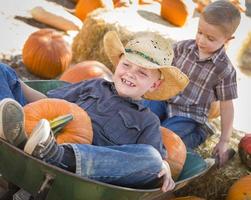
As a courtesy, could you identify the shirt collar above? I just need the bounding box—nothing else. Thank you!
[188,41,226,64]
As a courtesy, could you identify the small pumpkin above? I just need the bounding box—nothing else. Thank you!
[75,0,114,21]
[161,127,187,180]
[226,175,251,200]
[60,60,113,83]
[22,29,72,79]
[24,98,93,144]
[208,101,220,120]
[138,0,155,4]
[238,134,251,170]
[172,196,206,200]
[160,0,194,27]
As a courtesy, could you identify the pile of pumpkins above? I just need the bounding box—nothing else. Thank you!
[74,0,195,26]
[22,0,195,79]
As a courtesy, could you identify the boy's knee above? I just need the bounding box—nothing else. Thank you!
[140,145,163,172]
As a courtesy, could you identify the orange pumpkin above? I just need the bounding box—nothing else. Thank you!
[113,0,132,7]
[226,175,251,200]
[208,101,220,120]
[24,98,93,144]
[138,0,155,4]
[75,0,114,21]
[161,127,187,180]
[172,196,206,200]
[60,60,113,83]
[160,0,194,27]
[22,29,72,79]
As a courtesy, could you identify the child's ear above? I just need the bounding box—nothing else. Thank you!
[149,79,162,92]
[226,36,235,43]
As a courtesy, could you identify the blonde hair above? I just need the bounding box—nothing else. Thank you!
[201,0,241,37]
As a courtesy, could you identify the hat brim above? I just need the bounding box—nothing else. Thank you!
[103,31,125,70]
[103,31,189,100]
[144,66,189,100]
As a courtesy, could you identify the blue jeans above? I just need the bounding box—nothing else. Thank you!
[0,63,27,105]
[143,100,208,149]
[70,144,163,188]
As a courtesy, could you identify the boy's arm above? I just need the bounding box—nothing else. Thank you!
[20,81,47,103]
[213,100,234,166]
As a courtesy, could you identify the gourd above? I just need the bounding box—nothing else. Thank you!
[24,98,93,144]
[160,0,194,27]
[238,134,251,170]
[30,6,83,32]
[60,60,113,83]
[161,127,187,180]
[22,29,72,79]
[208,101,220,119]
[75,0,114,21]
[226,175,251,200]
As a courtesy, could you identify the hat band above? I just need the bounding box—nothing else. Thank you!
[125,48,160,65]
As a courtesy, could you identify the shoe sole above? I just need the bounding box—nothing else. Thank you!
[24,119,50,155]
[0,98,26,146]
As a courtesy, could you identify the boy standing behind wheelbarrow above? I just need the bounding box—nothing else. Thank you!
[0,31,188,192]
[143,0,241,167]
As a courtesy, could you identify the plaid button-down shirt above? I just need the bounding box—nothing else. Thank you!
[167,39,238,123]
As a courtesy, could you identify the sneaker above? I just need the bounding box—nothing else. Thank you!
[24,119,63,163]
[0,98,27,147]
[200,121,216,136]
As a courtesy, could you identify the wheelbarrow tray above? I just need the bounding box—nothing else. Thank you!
[0,139,214,200]
[0,80,214,200]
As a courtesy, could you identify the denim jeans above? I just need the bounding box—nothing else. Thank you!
[0,63,27,105]
[70,144,163,189]
[143,100,208,149]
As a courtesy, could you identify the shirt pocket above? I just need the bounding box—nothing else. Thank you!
[76,93,99,110]
[103,110,141,144]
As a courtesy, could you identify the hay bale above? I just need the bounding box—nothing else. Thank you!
[238,32,251,71]
[71,4,198,70]
[175,119,250,200]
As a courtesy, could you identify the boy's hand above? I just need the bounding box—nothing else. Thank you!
[213,140,228,167]
[158,160,175,192]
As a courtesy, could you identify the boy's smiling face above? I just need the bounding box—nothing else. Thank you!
[113,56,161,100]
[196,17,232,59]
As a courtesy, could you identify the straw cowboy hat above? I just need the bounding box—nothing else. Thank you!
[103,31,189,100]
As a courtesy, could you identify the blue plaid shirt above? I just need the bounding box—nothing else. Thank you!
[168,39,238,123]
[48,78,167,159]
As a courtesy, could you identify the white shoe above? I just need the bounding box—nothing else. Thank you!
[0,98,27,147]
[24,119,51,156]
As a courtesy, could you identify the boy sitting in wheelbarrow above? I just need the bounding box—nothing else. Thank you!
[0,31,189,192]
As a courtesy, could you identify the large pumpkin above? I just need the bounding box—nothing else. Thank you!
[75,0,114,21]
[60,60,113,83]
[226,175,251,200]
[161,127,187,180]
[238,134,251,170]
[208,101,220,120]
[160,0,194,27]
[24,98,93,144]
[22,29,72,79]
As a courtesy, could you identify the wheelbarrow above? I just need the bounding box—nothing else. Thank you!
[0,80,215,200]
